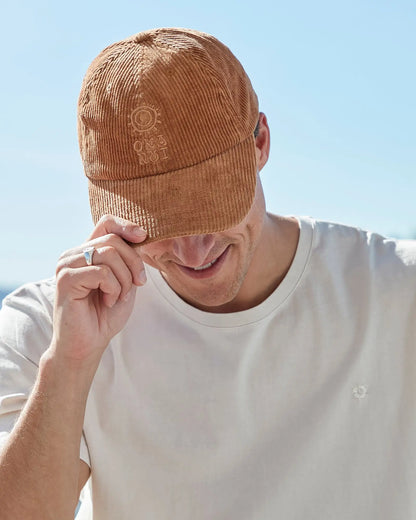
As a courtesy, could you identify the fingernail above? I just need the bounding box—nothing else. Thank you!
[132,227,147,237]
[139,270,147,284]
[123,289,132,302]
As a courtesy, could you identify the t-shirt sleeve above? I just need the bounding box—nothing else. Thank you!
[0,280,90,467]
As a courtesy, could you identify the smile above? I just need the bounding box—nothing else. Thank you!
[192,258,219,271]
[176,246,230,279]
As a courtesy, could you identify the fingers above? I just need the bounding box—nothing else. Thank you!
[56,265,126,309]
[56,215,148,307]
[52,216,147,360]
[88,215,147,245]
[57,242,146,302]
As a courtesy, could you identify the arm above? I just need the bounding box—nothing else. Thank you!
[0,216,147,520]
[0,350,94,519]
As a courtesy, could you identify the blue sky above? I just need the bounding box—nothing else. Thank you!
[1,0,415,287]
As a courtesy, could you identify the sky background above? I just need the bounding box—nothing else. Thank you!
[1,0,415,289]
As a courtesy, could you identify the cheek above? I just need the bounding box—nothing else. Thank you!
[230,213,263,248]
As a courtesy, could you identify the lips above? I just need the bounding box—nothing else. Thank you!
[175,246,230,279]
[192,257,219,271]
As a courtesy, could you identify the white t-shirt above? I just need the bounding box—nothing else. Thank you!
[1,217,416,519]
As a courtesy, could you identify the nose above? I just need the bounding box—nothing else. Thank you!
[172,234,216,267]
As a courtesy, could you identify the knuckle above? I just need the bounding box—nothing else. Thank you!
[55,258,66,276]
[102,233,118,245]
[99,245,117,259]
[98,264,115,282]
[55,267,72,288]
[103,233,126,250]
[94,245,106,261]
[98,214,113,225]
[57,247,75,262]
[121,269,133,288]
[56,251,80,275]
[108,232,123,242]
[99,263,110,276]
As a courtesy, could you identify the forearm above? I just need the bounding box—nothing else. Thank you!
[0,346,97,520]
[0,217,145,519]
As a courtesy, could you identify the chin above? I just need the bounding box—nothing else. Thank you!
[181,284,241,312]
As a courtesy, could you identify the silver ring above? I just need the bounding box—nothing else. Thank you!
[83,246,95,266]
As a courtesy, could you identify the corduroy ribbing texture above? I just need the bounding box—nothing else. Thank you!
[78,27,259,241]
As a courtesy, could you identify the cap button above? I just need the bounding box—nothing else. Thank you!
[134,30,156,44]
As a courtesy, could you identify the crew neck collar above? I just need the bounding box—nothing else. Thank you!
[147,216,315,328]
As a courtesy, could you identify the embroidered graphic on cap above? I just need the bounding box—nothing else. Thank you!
[128,103,168,165]
[131,106,159,133]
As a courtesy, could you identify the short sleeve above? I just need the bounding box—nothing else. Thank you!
[0,279,90,466]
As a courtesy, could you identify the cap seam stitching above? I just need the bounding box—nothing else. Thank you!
[148,32,256,135]
[79,42,137,108]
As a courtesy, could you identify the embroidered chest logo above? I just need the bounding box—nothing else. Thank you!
[352,384,368,399]
[128,104,168,165]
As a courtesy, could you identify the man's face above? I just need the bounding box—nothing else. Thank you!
[139,176,267,312]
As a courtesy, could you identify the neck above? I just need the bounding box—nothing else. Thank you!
[201,214,300,313]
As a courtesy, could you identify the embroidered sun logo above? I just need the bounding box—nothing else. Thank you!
[129,105,161,134]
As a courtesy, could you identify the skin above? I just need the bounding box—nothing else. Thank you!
[140,113,299,313]
[139,177,299,313]
[0,112,299,518]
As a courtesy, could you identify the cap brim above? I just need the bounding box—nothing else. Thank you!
[88,134,257,242]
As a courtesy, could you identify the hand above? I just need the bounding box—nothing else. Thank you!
[51,215,147,367]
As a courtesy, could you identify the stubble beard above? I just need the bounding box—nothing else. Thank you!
[178,246,254,312]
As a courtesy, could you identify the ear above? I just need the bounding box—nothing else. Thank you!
[254,112,270,172]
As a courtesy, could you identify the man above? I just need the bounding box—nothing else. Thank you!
[0,27,415,520]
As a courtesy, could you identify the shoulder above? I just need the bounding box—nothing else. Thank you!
[306,219,416,300]
[1,277,56,325]
[311,218,416,268]
[0,278,56,363]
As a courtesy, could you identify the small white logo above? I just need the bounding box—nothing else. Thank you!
[352,385,368,399]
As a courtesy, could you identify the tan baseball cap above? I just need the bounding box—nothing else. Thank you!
[78,28,259,242]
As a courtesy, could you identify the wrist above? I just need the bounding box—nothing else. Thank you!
[40,342,100,394]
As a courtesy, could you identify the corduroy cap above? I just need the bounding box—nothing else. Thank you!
[78,27,259,242]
